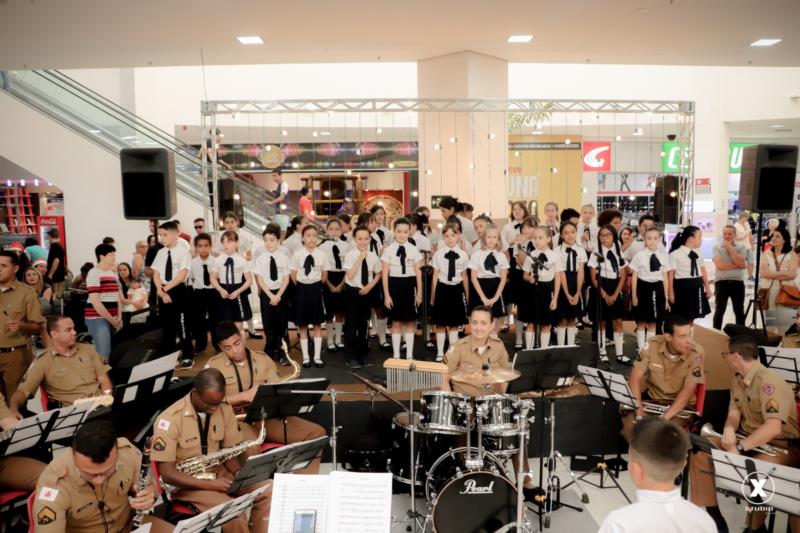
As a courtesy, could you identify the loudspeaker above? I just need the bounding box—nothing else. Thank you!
[120,148,177,220]
[217,178,246,228]
[319,178,346,216]
[739,144,798,212]
[654,175,681,224]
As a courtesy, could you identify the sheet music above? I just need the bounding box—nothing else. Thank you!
[268,474,329,533]
[761,346,800,386]
[128,351,180,383]
[325,472,391,533]
[122,385,138,403]
[131,524,151,533]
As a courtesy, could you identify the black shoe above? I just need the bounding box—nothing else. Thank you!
[522,486,545,504]
[345,359,362,369]
[302,361,312,368]
[248,331,263,339]
[279,354,291,366]
[327,344,339,353]
[178,358,194,370]
[379,341,392,353]
[314,360,325,368]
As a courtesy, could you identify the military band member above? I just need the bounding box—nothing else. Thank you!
[690,336,800,533]
[9,315,111,418]
[204,322,326,474]
[150,368,270,533]
[32,419,172,533]
[0,250,46,403]
[622,314,705,443]
[0,390,46,492]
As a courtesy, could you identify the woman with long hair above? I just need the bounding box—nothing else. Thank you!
[668,226,711,323]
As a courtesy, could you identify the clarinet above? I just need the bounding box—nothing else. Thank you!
[131,444,152,529]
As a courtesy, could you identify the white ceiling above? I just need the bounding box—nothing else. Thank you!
[0,0,798,69]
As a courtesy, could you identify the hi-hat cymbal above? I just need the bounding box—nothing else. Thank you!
[450,367,521,385]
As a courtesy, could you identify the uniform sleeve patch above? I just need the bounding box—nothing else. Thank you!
[691,367,702,378]
[37,506,56,525]
[765,399,780,414]
[157,419,170,431]
[152,436,167,451]
[761,383,776,397]
[37,487,59,502]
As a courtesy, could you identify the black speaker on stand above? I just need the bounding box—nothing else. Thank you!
[653,175,681,225]
[739,144,799,333]
[120,148,177,220]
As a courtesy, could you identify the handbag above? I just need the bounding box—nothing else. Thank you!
[776,284,800,308]
[757,285,771,310]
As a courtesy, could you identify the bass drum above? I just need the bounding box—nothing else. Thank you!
[426,448,516,533]
[388,412,455,487]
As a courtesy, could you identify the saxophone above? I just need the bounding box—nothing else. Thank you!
[176,418,266,480]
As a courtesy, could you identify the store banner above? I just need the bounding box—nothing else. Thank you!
[695,178,711,195]
[582,141,612,171]
[661,142,690,173]
[729,143,754,173]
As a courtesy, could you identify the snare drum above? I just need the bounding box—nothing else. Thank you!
[388,412,455,487]
[475,394,518,436]
[420,391,468,435]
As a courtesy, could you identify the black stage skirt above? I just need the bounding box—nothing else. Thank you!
[470,277,507,318]
[324,271,346,318]
[634,279,665,323]
[431,282,468,327]
[556,271,582,321]
[588,276,625,321]
[671,277,711,321]
[518,279,555,326]
[218,281,252,322]
[386,276,418,322]
[294,281,327,326]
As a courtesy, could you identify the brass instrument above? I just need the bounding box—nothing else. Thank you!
[176,419,266,480]
[641,401,699,419]
[700,423,788,457]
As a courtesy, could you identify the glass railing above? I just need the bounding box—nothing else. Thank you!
[1,69,299,235]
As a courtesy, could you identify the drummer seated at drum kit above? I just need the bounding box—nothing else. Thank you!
[622,314,706,443]
[441,304,539,500]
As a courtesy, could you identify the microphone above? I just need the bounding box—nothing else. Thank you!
[515,245,551,270]
[97,501,106,511]
[594,252,605,263]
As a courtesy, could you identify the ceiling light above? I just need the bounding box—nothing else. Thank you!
[320,131,331,136]
[426,169,433,175]
[434,143,441,150]
[750,38,782,47]
[281,130,288,136]
[20,179,26,187]
[388,162,395,169]
[770,124,784,128]
[507,35,533,43]
[265,145,272,151]
[531,131,543,135]
[312,131,319,137]
[411,191,419,198]
[551,167,558,173]
[449,136,457,143]
[468,163,475,170]
[233,193,240,200]
[615,135,622,141]
[376,128,383,134]
[514,151,520,157]
[582,187,588,193]
[628,195,635,201]
[34,179,39,187]
[237,36,264,45]
[565,138,571,145]
[323,190,331,197]
[346,169,352,175]
[669,191,677,198]
[488,133,496,140]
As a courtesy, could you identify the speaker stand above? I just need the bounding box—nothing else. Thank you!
[745,212,768,337]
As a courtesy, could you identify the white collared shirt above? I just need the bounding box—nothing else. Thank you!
[501,221,525,251]
[189,255,215,289]
[343,249,382,289]
[669,245,705,279]
[629,249,672,282]
[587,245,627,280]
[522,247,564,282]
[432,245,469,285]
[577,220,599,252]
[382,242,422,278]
[409,231,432,254]
[291,247,328,284]
[152,243,191,283]
[597,488,716,533]
[556,243,588,274]
[375,225,394,247]
[469,249,510,279]
[458,215,478,244]
[253,248,292,291]
[318,238,353,272]
[624,237,667,263]
[212,252,250,285]
[214,229,252,255]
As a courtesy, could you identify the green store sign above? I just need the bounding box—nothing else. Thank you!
[729,143,754,173]
[660,142,755,173]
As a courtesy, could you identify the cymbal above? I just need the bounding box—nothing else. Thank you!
[450,367,521,385]
[346,370,408,411]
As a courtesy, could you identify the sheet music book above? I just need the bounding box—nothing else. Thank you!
[268,471,392,533]
[122,350,181,403]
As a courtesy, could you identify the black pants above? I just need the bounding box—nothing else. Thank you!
[713,279,745,330]
[344,285,371,362]
[191,288,219,350]
[159,284,194,360]
[260,289,288,359]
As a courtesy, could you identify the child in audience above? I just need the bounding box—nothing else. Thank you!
[469,223,509,337]
[520,225,563,349]
[319,218,351,352]
[343,225,383,368]
[382,217,423,359]
[556,221,587,345]
[123,277,149,324]
[430,222,470,361]
[291,225,329,368]
[630,227,671,350]
[254,224,292,365]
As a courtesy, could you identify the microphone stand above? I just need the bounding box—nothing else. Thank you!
[592,252,610,369]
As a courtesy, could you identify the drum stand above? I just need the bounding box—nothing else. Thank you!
[403,363,426,533]
[497,399,536,533]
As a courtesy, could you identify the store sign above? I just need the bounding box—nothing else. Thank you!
[729,143,754,173]
[661,142,690,172]
[582,141,611,171]
[695,178,711,195]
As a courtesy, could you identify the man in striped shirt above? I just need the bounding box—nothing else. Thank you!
[85,243,122,361]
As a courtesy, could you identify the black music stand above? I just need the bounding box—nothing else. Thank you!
[0,402,94,457]
[245,378,330,441]
[569,365,633,503]
[170,484,271,533]
[227,436,328,494]
[509,347,594,529]
[113,350,180,406]
[760,346,800,388]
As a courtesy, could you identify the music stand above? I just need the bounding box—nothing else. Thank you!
[760,346,800,388]
[569,365,633,503]
[114,350,180,405]
[171,484,271,533]
[509,347,594,529]
[227,436,328,494]
[710,450,800,533]
[0,402,94,456]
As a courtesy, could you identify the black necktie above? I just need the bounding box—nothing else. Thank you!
[565,247,577,272]
[165,250,173,282]
[376,228,385,244]
[361,258,370,286]
[269,256,278,281]
[514,223,522,231]
[202,263,210,286]
[538,252,548,267]
[303,254,314,276]
[408,236,416,246]
[527,242,534,253]
[224,257,234,284]
[649,253,661,272]
[332,244,342,270]
[370,239,378,254]
[340,234,347,242]
[606,249,619,273]
[397,245,407,275]
[688,250,699,276]
[445,250,458,281]
[484,252,498,273]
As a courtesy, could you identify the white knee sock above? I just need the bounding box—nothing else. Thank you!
[392,333,402,359]
[614,332,624,358]
[525,331,534,350]
[301,338,310,363]
[313,337,323,363]
[436,332,446,358]
[646,328,656,342]
[516,322,525,345]
[377,319,388,344]
[567,327,577,345]
[540,331,550,348]
[447,330,459,346]
[636,328,646,351]
[247,318,256,334]
[326,324,335,347]
[334,321,343,344]
[404,333,415,359]
[556,327,565,345]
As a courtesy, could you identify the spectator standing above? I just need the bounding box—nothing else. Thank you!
[46,228,67,299]
[759,226,798,321]
[131,240,149,288]
[85,244,122,361]
[299,186,315,222]
[24,237,47,262]
[712,225,747,330]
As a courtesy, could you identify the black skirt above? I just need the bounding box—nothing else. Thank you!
[470,277,507,318]
[504,249,524,307]
[294,281,327,326]
[518,279,555,326]
[634,279,665,323]
[672,277,711,321]
[386,276,417,322]
[589,276,626,321]
[432,282,468,327]
[324,271,346,318]
[218,282,253,322]
[556,271,582,320]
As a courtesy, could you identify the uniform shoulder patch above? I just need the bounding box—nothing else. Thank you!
[157,419,170,431]
[37,506,56,525]
[765,398,780,414]
[691,367,702,378]
[152,436,167,452]
[761,383,776,397]
[37,487,59,502]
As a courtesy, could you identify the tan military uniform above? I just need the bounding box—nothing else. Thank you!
[150,394,270,533]
[32,437,172,533]
[206,349,325,474]
[0,281,44,401]
[0,391,46,492]
[690,362,800,530]
[16,343,108,406]
[444,336,511,397]
[621,336,705,442]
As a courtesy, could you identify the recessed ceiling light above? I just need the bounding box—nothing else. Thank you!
[237,36,264,45]
[320,131,331,136]
[750,38,782,47]
[770,124,784,128]
[531,131,543,135]
[507,35,533,44]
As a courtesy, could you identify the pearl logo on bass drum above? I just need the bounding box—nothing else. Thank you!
[582,141,612,171]
[459,479,495,495]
